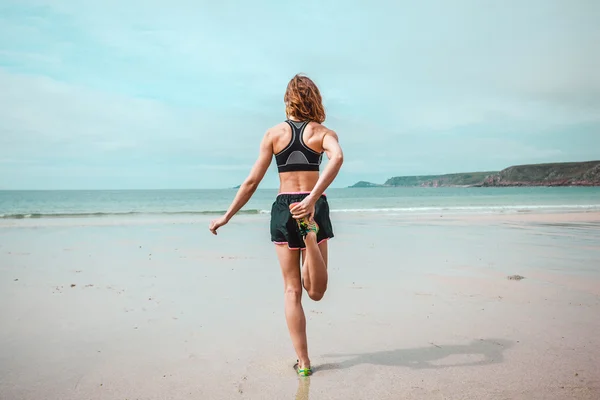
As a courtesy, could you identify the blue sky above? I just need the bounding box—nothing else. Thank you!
[1,0,599,189]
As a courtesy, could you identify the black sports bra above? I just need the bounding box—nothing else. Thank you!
[275,120,323,173]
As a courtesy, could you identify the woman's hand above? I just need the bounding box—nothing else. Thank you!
[290,197,316,220]
[209,216,228,235]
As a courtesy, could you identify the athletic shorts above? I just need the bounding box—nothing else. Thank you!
[270,192,334,250]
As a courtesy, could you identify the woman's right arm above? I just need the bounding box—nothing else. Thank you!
[209,131,273,235]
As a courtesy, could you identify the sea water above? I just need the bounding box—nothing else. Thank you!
[1,187,600,219]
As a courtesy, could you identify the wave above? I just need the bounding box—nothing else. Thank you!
[2,204,600,219]
[330,204,600,213]
[0,209,266,219]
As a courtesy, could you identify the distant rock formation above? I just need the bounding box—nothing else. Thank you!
[349,161,600,188]
[348,181,383,188]
[384,172,496,187]
[478,161,600,187]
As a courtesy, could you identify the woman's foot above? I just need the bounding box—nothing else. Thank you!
[294,359,313,377]
[289,203,319,238]
[303,218,319,238]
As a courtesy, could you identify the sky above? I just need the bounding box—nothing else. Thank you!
[1,0,599,190]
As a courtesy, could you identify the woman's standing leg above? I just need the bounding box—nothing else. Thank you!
[275,244,311,369]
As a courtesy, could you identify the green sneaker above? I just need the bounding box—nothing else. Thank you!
[289,203,319,238]
[293,360,313,377]
[303,218,319,237]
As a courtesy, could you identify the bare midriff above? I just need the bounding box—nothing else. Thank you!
[278,171,320,194]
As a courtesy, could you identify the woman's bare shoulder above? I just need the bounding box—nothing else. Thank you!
[309,122,337,138]
[266,121,290,136]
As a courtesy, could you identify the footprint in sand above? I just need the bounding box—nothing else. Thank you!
[236,375,247,394]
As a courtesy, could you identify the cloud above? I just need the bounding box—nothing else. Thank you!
[0,0,599,189]
[0,69,267,178]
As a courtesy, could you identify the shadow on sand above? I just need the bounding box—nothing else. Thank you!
[316,338,514,372]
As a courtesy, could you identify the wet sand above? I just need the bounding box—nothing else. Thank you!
[1,211,599,399]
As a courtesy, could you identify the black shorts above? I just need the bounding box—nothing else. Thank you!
[270,192,334,250]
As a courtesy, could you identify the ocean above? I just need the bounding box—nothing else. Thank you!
[1,187,600,219]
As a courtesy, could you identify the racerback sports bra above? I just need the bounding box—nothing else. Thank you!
[275,120,323,173]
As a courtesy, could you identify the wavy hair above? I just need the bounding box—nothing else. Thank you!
[284,74,326,123]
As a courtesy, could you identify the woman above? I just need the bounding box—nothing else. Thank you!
[209,74,344,376]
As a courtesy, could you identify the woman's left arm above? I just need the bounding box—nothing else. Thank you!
[290,129,344,219]
[209,131,273,235]
[307,129,344,201]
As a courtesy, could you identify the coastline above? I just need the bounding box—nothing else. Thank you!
[350,183,600,188]
[350,160,600,188]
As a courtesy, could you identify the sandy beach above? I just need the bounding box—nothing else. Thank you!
[1,211,599,399]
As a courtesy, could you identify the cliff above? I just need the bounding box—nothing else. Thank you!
[478,161,600,187]
[384,171,496,187]
[349,160,600,188]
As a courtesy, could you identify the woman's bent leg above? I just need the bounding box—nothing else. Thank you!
[275,244,311,369]
[301,236,329,301]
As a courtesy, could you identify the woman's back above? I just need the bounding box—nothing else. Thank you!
[270,120,332,193]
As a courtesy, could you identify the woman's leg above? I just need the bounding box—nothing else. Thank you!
[301,234,328,301]
[275,244,311,369]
